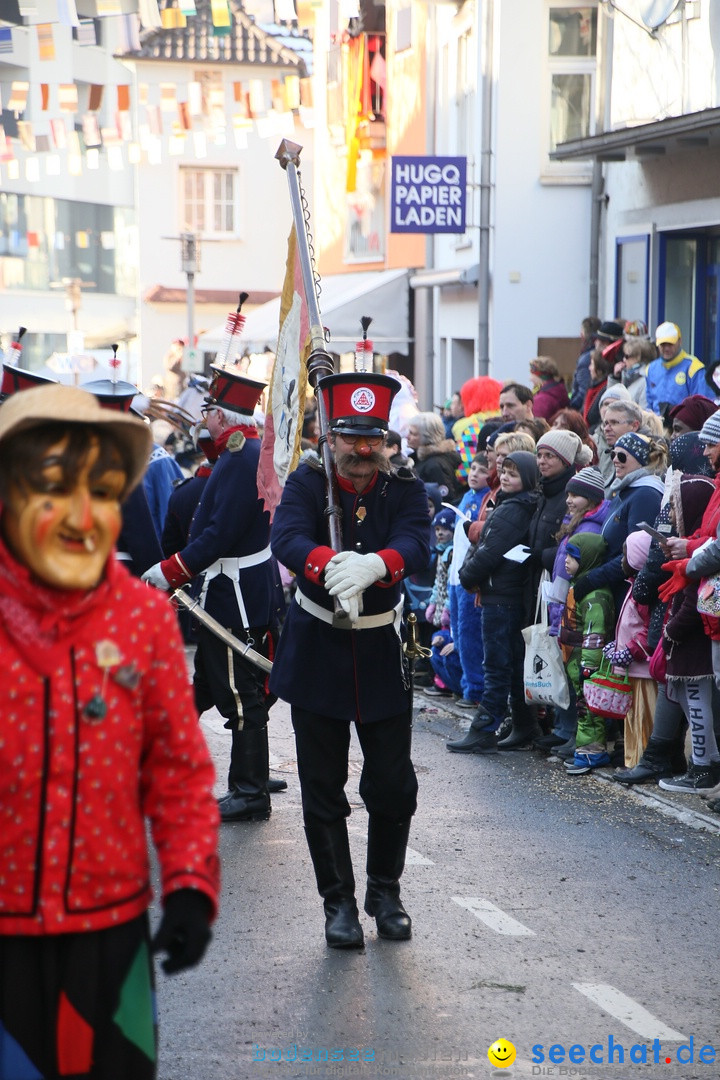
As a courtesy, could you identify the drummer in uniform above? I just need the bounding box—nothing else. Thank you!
[142,367,284,823]
[269,372,430,948]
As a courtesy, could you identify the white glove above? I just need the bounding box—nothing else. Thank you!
[141,562,171,591]
[324,551,387,601]
[336,593,361,622]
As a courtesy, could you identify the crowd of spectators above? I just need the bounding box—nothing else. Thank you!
[403,317,720,810]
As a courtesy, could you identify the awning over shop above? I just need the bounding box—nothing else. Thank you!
[198,268,412,357]
[551,106,720,162]
[409,264,479,289]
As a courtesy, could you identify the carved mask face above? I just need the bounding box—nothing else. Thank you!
[2,435,126,590]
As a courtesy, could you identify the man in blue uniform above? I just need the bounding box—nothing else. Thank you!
[646,321,706,415]
[142,367,284,823]
[270,372,431,949]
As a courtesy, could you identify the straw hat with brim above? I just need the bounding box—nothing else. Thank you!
[0,384,153,496]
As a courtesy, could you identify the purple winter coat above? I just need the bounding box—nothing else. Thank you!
[532,379,570,421]
[547,501,612,635]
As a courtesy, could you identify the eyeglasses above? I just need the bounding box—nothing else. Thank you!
[610,450,628,463]
[602,418,626,428]
[200,405,218,417]
[336,433,383,447]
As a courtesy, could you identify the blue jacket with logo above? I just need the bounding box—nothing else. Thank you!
[645,351,706,414]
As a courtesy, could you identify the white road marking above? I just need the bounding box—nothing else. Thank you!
[452,897,536,936]
[572,984,687,1040]
[405,847,433,866]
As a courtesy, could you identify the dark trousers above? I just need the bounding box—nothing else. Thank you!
[193,624,274,731]
[291,707,418,826]
[478,602,526,728]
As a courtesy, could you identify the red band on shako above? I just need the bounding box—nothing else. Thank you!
[206,365,266,416]
[1,363,58,398]
[81,378,138,413]
[318,371,401,437]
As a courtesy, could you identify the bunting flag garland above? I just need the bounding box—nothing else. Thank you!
[8,82,29,112]
[138,0,162,29]
[210,0,231,29]
[37,23,55,60]
[0,30,312,179]
[58,84,79,112]
[17,121,36,151]
[161,7,187,28]
[76,19,96,45]
[88,84,104,111]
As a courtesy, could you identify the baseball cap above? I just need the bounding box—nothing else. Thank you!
[655,321,681,346]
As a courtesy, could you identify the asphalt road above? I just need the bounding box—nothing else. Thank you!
[152,690,720,1080]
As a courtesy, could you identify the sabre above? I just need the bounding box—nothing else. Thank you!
[172,588,273,675]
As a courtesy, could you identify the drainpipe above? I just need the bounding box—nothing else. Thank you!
[476,0,494,374]
[590,6,613,315]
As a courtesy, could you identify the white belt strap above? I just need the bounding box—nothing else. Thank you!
[198,544,272,627]
[295,587,404,631]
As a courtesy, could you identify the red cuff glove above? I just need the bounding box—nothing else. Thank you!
[658,559,690,603]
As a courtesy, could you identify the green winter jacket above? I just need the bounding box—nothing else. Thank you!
[559,532,615,688]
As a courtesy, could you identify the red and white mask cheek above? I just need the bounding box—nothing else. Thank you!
[2,487,122,591]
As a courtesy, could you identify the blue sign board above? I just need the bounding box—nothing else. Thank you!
[390,156,467,234]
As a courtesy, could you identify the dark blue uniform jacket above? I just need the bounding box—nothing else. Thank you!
[182,437,282,629]
[269,462,431,723]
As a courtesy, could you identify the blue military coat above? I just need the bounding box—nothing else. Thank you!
[180,435,283,629]
[269,461,431,722]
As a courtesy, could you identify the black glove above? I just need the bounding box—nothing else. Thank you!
[151,889,213,975]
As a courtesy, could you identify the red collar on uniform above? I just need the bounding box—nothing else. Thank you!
[335,469,379,495]
[215,423,259,454]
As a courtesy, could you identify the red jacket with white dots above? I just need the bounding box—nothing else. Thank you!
[0,545,220,935]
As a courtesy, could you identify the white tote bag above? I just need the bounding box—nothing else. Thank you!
[522,586,570,710]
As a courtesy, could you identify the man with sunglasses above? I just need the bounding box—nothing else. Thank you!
[269,372,431,950]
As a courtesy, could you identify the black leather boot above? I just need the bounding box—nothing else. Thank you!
[364,817,412,941]
[219,726,271,822]
[446,705,499,753]
[612,735,676,785]
[304,819,364,949]
[497,700,543,750]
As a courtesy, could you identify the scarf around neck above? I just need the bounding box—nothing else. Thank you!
[0,532,117,676]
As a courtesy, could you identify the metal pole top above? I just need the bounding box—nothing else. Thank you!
[275,139,303,170]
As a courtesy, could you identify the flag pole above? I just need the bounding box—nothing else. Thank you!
[275,139,346,570]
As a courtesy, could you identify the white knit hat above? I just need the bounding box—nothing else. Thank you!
[537,429,593,468]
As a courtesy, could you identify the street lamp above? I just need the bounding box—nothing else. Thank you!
[180,231,200,373]
[163,232,202,373]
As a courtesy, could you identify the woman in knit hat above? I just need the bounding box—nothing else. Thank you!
[571,430,667,617]
[525,430,593,621]
[529,356,569,422]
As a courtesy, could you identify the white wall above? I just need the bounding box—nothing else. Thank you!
[130,57,314,384]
